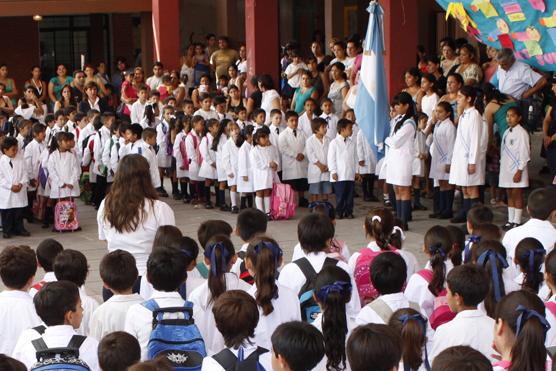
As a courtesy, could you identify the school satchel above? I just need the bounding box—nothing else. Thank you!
[366,297,421,324]
[354,246,399,306]
[270,176,296,220]
[212,347,268,371]
[30,333,90,371]
[417,269,456,330]
[54,199,80,232]
[142,299,206,371]
[294,257,338,323]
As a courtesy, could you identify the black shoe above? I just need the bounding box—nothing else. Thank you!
[220,204,230,212]
[205,203,214,209]
[413,204,428,211]
[173,193,183,200]
[346,213,354,219]
[450,215,467,223]
[369,195,379,202]
[299,198,309,207]
[3,233,11,239]
[429,213,440,218]
[17,230,31,237]
[266,213,272,221]
[502,222,514,231]
[41,222,50,229]
[336,212,344,220]
[183,197,192,204]
[231,206,239,214]
[438,213,453,220]
[384,199,392,207]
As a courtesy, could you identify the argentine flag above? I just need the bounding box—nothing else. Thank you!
[354,1,390,161]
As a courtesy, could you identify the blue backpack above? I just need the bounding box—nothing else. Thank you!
[142,299,206,370]
[212,347,268,371]
[30,326,90,371]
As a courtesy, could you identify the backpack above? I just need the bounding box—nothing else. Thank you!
[212,347,268,371]
[366,297,420,324]
[417,269,455,330]
[237,252,254,285]
[294,257,338,323]
[54,199,80,232]
[270,182,296,220]
[30,326,90,371]
[354,246,399,305]
[142,299,206,370]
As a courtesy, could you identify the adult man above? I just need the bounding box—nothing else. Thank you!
[210,36,239,81]
[70,70,86,106]
[111,57,127,96]
[146,62,164,91]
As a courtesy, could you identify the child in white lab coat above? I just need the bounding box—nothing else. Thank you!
[250,126,280,217]
[47,131,81,202]
[186,116,205,207]
[24,124,47,223]
[173,115,192,203]
[320,98,339,141]
[212,120,230,211]
[198,118,219,209]
[306,117,331,202]
[237,125,255,209]
[156,105,175,196]
[357,127,377,202]
[412,113,429,211]
[222,121,241,213]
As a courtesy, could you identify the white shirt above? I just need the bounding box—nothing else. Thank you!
[305,134,330,183]
[327,134,358,182]
[201,343,272,371]
[356,130,376,175]
[285,62,308,88]
[88,293,143,340]
[29,271,57,298]
[131,100,147,125]
[97,199,175,275]
[194,108,219,121]
[278,127,308,180]
[496,61,543,100]
[0,290,41,355]
[24,139,46,191]
[0,154,29,209]
[146,75,163,90]
[297,112,315,139]
[261,90,280,124]
[356,292,418,325]
[78,287,99,337]
[320,113,339,141]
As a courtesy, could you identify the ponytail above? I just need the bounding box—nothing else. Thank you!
[472,241,508,318]
[389,308,429,371]
[245,238,283,316]
[545,250,556,299]
[204,235,235,304]
[392,92,416,134]
[515,238,545,294]
[364,207,395,251]
[424,226,451,296]
[212,119,229,152]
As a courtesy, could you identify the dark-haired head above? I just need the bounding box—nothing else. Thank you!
[36,239,64,272]
[389,308,428,371]
[0,245,37,290]
[100,250,139,293]
[212,290,259,348]
[236,208,267,242]
[204,235,236,303]
[347,324,401,371]
[431,345,491,371]
[271,321,325,371]
[153,225,183,249]
[146,246,187,292]
[364,207,395,250]
[34,280,80,326]
[371,252,407,295]
[98,331,141,371]
[445,225,464,266]
[424,226,451,296]
[0,354,26,371]
[467,204,494,231]
[197,220,233,249]
[527,187,556,220]
[298,213,335,253]
[447,264,489,309]
[515,237,545,294]
[53,249,88,288]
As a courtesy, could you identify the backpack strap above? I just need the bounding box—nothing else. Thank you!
[417,269,434,283]
[67,335,87,354]
[141,298,160,312]
[294,257,318,298]
[31,337,49,355]
[196,262,209,279]
[367,298,394,324]
[33,325,47,335]
[546,302,556,318]
[212,348,237,370]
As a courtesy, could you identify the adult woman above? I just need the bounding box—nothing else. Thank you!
[403,67,421,103]
[97,154,175,297]
[291,70,319,114]
[327,62,349,115]
[0,83,14,115]
[228,64,244,96]
[168,70,186,106]
[96,62,111,86]
[84,64,108,97]
[438,72,463,122]
[48,64,73,103]
[121,67,146,116]
[246,75,262,116]
[307,55,327,98]
[227,85,244,112]
[542,81,556,179]
[236,44,247,74]
[191,74,213,108]
[258,74,281,124]
[25,66,47,103]
[454,44,483,86]
[482,46,498,84]
[53,85,74,112]
[311,41,326,64]
[0,64,18,104]
[180,44,195,95]
[440,40,459,77]
[193,42,210,86]
[15,86,46,122]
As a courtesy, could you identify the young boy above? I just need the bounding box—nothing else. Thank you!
[53,249,99,337]
[319,98,338,141]
[356,125,378,202]
[270,321,325,371]
[297,98,317,138]
[305,117,331,202]
[23,123,46,221]
[202,290,272,370]
[327,118,359,219]
[122,125,161,189]
[12,281,100,370]
[131,84,149,125]
[213,95,229,121]
[278,110,309,207]
[29,238,63,297]
[98,331,141,371]
[0,245,41,355]
[462,204,494,263]
[65,106,79,141]
[0,137,30,238]
[92,112,116,206]
[252,108,266,133]
[182,99,195,116]
[236,106,250,130]
[46,109,66,146]
[430,264,493,362]
[156,105,175,197]
[284,51,308,89]
[269,109,283,146]
[89,250,143,340]
[101,120,121,184]
[15,119,32,154]
[347,324,401,371]
[194,94,218,120]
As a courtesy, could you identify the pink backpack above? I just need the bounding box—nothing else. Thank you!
[270,181,296,220]
[417,269,456,330]
[54,199,80,232]
[354,246,399,305]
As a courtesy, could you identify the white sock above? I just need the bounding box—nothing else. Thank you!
[255,196,264,212]
[230,191,237,207]
[514,208,522,225]
[383,193,389,201]
[508,207,515,223]
[264,197,271,213]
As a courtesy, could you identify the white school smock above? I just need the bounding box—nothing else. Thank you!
[198,133,217,180]
[214,135,228,182]
[201,343,273,371]
[110,137,125,174]
[123,140,161,188]
[385,118,415,186]
[77,287,99,337]
[92,126,110,177]
[37,149,51,197]
[189,273,252,355]
[0,155,28,209]
[327,134,358,182]
[356,130,376,175]
[421,93,439,119]
[29,271,57,298]
[429,118,456,181]
[499,124,530,188]
[237,141,254,193]
[320,113,339,141]
[89,293,143,341]
[13,325,100,371]
[24,139,46,192]
[0,290,41,356]
[355,292,419,325]
[306,134,331,183]
[545,294,556,347]
[278,127,308,180]
[194,108,219,121]
[46,150,81,199]
[97,198,175,276]
[222,138,239,186]
[248,283,301,350]
[261,89,281,124]
[312,312,356,371]
[269,124,282,146]
[297,112,314,139]
[430,309,495,363]
[130,100,147,124]
[412,130,427,177]
[449,107,484,186]
[186,130,203,181]
[156,120,172,168]
[173,131,189,179]
[101,135,117,182]
[250,144,280,191]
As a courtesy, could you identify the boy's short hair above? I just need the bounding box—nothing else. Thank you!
[54,110,66,120]
[431,345,492,371]
[285,110,299,121]
[53,249,89,288]
[474,223,501,241]
[32,123,46,136]
[44,114,55,124]
[370,252,407,295]
[98,331,141,371]
[270,109,282,118]
[213,95,227,106]
[149,90,160,98]
[64,106,77,115]
[347,324,401,371]
[99,250,138,292]
[271,321,325,371]
[236,209,268,242]
[146,246,187,292]
[199,93,212,102]
[298,214,335,253]
[467,205,493,228]
[142,127,157,140]
[446,264,489,307]
[336,118,352,133]
[304,98,317,107]
[34,280,80,326]
[197,220,233,249]
[235,106,247,114]
[128,123,143,138]
[137,84,148,92]
[321,97,332,106]
[0,354,26,371]
[311,117,327,133]
[0,245,37,289]
[252,108,266,118]
[528,187,556,220]
[212,290,259,348]
[127,357,173,371]
[36,238,64,272]
[1,136,18,152]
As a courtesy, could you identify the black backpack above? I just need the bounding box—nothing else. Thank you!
[30,325,90,371]
[213,347,268,371]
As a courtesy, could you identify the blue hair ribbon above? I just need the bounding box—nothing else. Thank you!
[428,243,446,258]
[477,249,508,303]
[523,248,545,278]
[204,241,230,276]
[515,305,551,337]
[399,313,431,371]
[463,235,481,264]
[316,281,352,303]
[254,240,283,276]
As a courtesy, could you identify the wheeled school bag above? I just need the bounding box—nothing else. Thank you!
[270,179,296,220]
[30,325,90,371]
[294,257,338,323]
[213,347,268,371]
[353,246,400,305]
[54,199,80,232]
[142,299,207,371]
[417,269,455,330]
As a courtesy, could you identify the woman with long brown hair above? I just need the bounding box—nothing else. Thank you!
[97,154,175,298]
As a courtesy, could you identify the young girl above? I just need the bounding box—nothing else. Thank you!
[250,126,280,218]
[313,265,356,371]
[244,237,301,350]
[499,107,530,230]
[385,92,416,230]
[222,121,241,213]
[544,249,556,347]
[47,131,80,202]
[388,308,430,371]
[237,125,255,209]
[141,104,160,129]
[412,113,428,211]
[186,115,205,208]
[173,115,191,203]
[188,235,251,355]
[212,119,230,211]
[492,290,551,371]
[514,237,545,295]
[356,121,377,202]
[156,106,175,196]
[343,108,359,139]
[418,73,439,119]
[426,101,456,219]
[198,118,219,209]
[404,225,452,318]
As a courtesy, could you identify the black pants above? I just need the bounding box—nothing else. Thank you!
[1,207,25,235]
[93,175,108,207]
[334,181,354,216]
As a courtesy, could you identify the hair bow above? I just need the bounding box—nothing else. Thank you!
[428,243,446,258]
[204,241,230,276]
[254,240,283,279]
[399,313,431,371]
[523,248,546,277]
[477,249,508,303]
[392,226,406,241]
[372,215,382,223]
[515,305,551,337]
[316,281,352,303]
[463,235,481,264]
